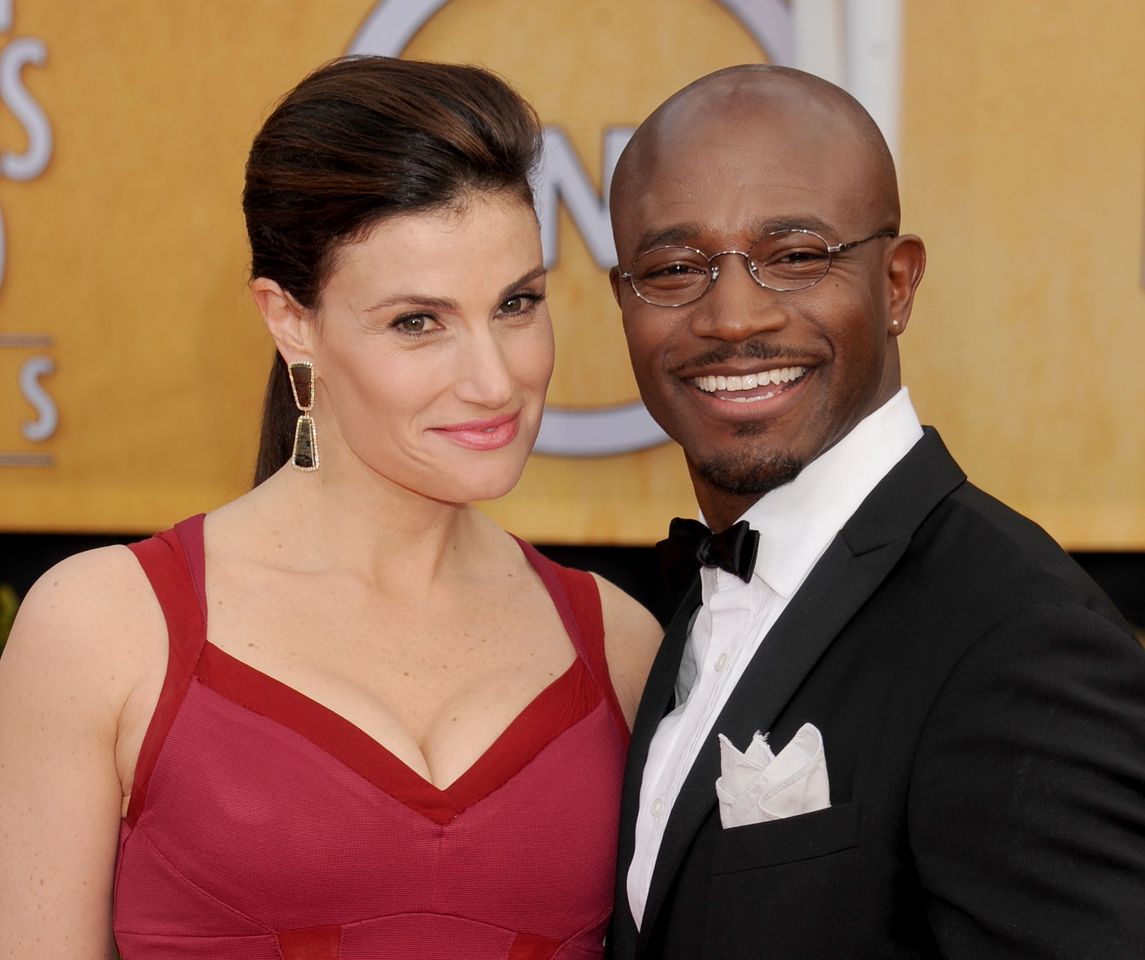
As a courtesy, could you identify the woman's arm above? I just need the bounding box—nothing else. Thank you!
[0,547,159,960]
[594,575,662,729]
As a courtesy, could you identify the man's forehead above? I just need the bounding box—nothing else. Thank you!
[614,125,867,247]
[611,73,895,251]
[630,213,841,256]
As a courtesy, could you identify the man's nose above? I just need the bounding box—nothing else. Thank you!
[690,251,788,341]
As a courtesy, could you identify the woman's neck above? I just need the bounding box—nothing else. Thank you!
[217,462,497,589]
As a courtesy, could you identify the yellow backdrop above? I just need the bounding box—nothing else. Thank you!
[0,1,1143,548]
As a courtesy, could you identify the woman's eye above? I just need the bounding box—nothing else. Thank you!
[391,314,436,334]
[500,293,543,315]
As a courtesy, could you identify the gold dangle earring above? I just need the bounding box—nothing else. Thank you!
[288,360,319,471]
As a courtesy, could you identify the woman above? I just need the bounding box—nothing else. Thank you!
[0,56,660,959]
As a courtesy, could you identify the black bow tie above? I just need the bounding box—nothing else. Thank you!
[655,517,760,592]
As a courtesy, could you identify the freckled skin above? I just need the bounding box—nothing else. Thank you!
[610,66,925,531]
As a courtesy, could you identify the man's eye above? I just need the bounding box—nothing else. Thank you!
[657,262,704,276]
[773,248,828,264]
[642,261,707,282]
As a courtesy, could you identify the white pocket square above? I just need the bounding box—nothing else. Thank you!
[715,722,830,829]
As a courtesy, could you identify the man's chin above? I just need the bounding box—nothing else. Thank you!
[692,450,805,499]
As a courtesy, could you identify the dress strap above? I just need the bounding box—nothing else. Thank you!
[124,513,209,826]
[515,538,629,740]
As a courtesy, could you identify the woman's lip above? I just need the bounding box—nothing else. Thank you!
[431,412,521,450]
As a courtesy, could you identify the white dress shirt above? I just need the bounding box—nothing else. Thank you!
[626,387,924,928]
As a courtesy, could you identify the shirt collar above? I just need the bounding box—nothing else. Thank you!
[701,387,923,600]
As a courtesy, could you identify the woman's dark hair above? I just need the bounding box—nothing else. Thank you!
[243,55,544,484]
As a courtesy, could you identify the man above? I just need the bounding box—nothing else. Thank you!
[607,65,1145,959]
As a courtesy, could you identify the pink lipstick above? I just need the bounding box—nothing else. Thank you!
[432,412,520,450]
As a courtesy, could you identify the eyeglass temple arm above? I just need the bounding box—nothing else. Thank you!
[829,229,898,254]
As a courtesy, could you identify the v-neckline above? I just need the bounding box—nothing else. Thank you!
[183,518,603,826]
[197,643,596,825]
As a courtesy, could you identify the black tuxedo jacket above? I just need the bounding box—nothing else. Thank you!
[610,429,1145,959]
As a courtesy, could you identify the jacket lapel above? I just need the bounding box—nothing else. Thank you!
[636,429,966,947]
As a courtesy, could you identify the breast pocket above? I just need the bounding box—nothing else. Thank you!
[710,800,861,875]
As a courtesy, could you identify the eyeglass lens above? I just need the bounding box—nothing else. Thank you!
[630,230,833,305]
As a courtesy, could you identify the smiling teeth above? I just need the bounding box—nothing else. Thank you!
[693,366,807,393]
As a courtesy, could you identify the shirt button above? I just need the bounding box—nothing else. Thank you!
[651,798,665,817]
[714,652,729,672]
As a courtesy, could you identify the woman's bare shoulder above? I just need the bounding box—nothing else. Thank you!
[4,544,165,703]
[591,573,663,728]
[15,543,157,626]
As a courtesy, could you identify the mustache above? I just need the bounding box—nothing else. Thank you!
[670,341,810,374]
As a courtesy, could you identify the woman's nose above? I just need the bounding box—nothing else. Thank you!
[454,332,514,408]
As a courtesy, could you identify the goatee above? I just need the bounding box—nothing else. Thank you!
[693,449,804,498]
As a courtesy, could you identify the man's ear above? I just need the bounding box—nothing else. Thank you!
[885,234,926,337]
[250,277,315,358]
[609,265,623,307]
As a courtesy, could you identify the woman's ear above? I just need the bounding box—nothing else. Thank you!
[885,234,926,337]
[250,277,315,358]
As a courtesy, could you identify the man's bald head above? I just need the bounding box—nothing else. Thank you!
[611,65,900,243]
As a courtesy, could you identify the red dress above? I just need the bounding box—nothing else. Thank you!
[114,515,629,960]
